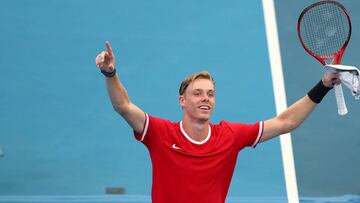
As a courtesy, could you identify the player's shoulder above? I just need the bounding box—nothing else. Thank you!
[215,120,247,127]
[213,120,256,132]
[211,120,242,131]
[148,114,179,128]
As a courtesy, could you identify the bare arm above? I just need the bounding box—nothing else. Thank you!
[261,95,315,142]
[95,41,145,134]
[260,72,340,143]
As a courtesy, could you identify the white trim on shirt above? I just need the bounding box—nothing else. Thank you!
[180,121,211,145]
[251,121,264,148]
[140,113,149,142]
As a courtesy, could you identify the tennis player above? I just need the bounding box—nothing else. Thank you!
[95,41,339,203]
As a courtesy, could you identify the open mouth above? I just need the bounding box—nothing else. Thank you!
[198,105,211,111]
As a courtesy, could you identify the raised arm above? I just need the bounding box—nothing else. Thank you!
[95,41,145,134]
[260,72,340,143]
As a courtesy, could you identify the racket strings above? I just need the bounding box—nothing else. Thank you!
[300,3,350,57]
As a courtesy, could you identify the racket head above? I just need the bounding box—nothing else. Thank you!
[297,1,352,65]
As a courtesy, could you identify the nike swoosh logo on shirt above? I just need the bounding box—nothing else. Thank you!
[172,144,182,150]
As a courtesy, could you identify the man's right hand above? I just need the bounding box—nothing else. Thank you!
[95,41,115,72]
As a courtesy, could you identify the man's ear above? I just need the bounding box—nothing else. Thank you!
[179,95,185,108]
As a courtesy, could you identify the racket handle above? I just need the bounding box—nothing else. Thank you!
[334,84,348,115]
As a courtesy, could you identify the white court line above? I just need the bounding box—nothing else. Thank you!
[262,1,300,203]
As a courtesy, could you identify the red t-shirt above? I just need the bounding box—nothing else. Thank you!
[134,114,264,203]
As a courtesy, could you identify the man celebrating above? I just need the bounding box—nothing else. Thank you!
[95,41,338,203]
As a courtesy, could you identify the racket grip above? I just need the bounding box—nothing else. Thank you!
[334,84,348,115]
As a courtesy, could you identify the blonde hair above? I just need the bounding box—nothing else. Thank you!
[179,71,215,95]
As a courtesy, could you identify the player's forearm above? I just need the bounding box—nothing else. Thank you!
[278,95,316,132]
[105,73,132,115]
[278,79,333,132]
[262,79,334,142]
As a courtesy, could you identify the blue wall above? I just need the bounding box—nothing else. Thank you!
[0,0,286,198]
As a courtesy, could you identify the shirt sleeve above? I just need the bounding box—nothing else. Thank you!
[226,121,264,149]
[133,113,150,142]
[133,113,169,148]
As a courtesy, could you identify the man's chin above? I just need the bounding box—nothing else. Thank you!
[186,110,212,122]
[197,114,212,122]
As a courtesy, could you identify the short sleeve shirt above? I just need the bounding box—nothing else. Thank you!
[134,114,264,203]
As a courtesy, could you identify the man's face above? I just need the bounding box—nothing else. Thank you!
[179,78,215,122]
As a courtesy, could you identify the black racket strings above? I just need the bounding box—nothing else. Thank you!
[300,3,350,57]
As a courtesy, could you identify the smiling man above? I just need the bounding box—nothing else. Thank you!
[95,41,339,203]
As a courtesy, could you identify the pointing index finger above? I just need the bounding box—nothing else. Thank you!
[105,41,113,55]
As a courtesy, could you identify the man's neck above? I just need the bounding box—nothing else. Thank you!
[181,117,210,142]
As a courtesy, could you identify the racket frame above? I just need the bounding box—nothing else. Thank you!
[297,0,352,65]
[297,0,352,115]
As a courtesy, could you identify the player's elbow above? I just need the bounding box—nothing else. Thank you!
[112,102,131,116]
[286,120,300,133]
[279,119,299,134]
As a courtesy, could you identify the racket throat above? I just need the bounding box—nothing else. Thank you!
[331,52,344,65]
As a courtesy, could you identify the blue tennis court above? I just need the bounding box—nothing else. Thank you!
[0,0,359,202]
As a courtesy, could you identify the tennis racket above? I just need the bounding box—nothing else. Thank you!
[297,0,352,115]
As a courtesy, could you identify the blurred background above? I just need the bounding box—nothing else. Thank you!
[0,0,359,202]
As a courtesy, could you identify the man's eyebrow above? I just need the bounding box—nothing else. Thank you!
[191,89,215,92]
